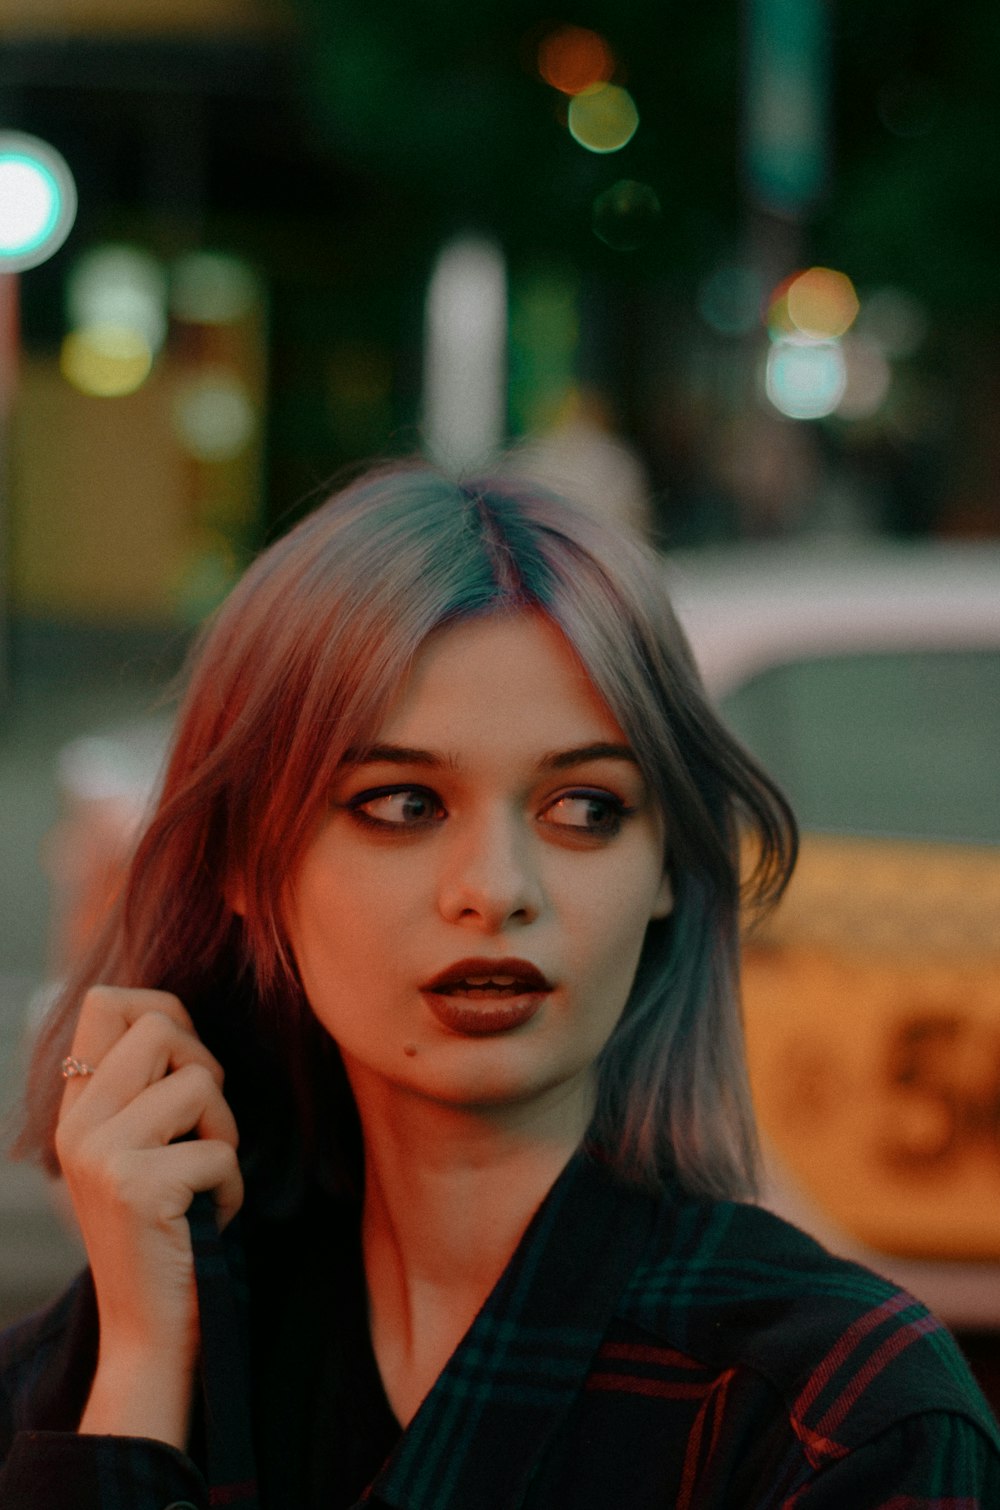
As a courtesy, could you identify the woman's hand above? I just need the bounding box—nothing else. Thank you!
[54,985,243,1447]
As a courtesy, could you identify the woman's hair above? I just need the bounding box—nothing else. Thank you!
[11,461,796,1208]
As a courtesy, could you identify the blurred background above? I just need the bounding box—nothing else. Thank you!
[0,0,997,1397]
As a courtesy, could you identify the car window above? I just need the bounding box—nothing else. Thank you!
[719,649,1000,844]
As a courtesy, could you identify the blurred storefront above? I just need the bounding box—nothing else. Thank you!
[1,0,999,656]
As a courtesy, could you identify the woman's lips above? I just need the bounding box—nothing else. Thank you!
[419,958,553,1037]
[421,988,548,1037]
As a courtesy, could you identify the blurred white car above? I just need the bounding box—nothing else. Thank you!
[40,541,1000,1326]
[669,540,1000,1327]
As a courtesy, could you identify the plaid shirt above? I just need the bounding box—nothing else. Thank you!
[2,1148,998,1509]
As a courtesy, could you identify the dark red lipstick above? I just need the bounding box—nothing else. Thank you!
[420,956,553,1036]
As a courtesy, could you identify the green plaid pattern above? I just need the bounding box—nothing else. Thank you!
[2,1149,998,1508]
[364,1152,999,1508]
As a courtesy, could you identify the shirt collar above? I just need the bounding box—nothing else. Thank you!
[369,1145,658,1510]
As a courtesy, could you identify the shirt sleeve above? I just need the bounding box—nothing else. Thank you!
[0,1429,208,1510]
[789,1410,1000,1509]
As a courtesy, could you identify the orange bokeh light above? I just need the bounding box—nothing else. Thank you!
[538,25,615,96]
[767,267,860,341]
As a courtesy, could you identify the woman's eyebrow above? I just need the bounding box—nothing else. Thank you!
[341,741,639,772]
[537,742,639,771]
[341,744,456,769]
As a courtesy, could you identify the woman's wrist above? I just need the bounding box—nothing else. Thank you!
[78,1341,198,1451]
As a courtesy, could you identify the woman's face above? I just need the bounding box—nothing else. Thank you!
[285,611,673,1136]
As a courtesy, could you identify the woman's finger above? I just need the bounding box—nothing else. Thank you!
[59,1008,225,1133]
[62,984,196,1089]
[78,1061,240,1157]
[90,1139,244,1232]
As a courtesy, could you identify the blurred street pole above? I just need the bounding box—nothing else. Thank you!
[743,0,829,221]
[742,0,830,286]
[422,234,507,473]
[0,272,17,701]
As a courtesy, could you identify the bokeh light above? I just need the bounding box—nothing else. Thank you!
[568,85,639,154]
[768,267,859,341]
[592,180,661,250]
[170,251,260,325]
[537,25,615,95]
[698,263,765,336]
[60,324,154,398]
[67,245,168,354]
[787,267,859,339]
[172,529,239,624]
[172,370,256,461]
[0,132,77,272]
[0,158,60,256]
[855,285,927,359]
[836,334,892,421]
[765,337,847,420]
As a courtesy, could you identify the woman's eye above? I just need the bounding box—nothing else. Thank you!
[542,791,630,836]
[348,787,444,828]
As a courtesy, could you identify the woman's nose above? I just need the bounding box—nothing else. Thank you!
[436,811,543,931]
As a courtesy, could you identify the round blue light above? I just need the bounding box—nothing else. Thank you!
[0,132,77,273]
[765,337,846,420]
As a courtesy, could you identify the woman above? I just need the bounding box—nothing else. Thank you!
[1,463,997,1509]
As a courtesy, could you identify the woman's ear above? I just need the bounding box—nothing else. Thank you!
[650,868,674,920]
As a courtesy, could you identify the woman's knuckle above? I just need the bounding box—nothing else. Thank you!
[80,983,115,1018]
[136,1006,171,1037]
[183,1061,216,1097]
[152,986,183,1009]
[150,989,191,1026]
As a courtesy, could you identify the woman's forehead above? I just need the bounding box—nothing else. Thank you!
[373,611,628,750]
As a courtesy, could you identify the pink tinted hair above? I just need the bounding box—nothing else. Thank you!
[10,461,796,1204]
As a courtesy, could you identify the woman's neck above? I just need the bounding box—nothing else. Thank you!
[347,1066,591,1424]
[348,1054,595,1288]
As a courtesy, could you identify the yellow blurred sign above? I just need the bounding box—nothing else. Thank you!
[0,0,285,37]
[743,834,1000,1260]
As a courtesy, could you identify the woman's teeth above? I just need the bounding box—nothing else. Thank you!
[443,976,521,995]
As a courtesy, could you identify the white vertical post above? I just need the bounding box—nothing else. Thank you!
[422,234,507,473]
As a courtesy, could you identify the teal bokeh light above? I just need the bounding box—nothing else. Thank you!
[0,132,78,273]
[765,337,846,420]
